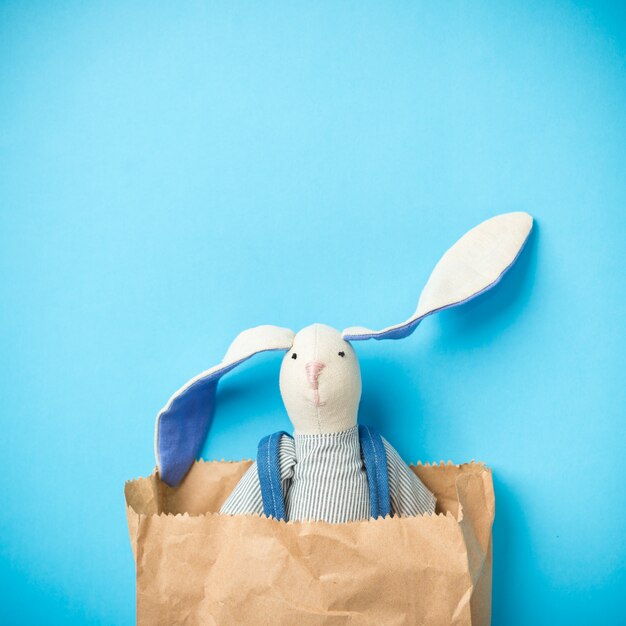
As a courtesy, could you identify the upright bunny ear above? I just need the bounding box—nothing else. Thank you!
[343,212,533,341]
[155,325,295,486]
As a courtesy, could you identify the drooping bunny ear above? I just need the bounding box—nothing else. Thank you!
[343,212,533,341]
[155,325,295,486]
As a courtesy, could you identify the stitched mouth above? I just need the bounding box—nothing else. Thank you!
[310,389,326,407]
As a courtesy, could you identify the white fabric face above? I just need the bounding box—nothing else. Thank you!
[279,324,361,435]
[343,212,533,341]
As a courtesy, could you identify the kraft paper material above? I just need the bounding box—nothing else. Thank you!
[125,460,494,625]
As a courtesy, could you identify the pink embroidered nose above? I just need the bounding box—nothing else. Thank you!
[305,361,325,389]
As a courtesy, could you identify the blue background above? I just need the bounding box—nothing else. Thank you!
[1,1,624,624]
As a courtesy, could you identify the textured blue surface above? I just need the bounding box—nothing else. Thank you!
[1,2,624,624]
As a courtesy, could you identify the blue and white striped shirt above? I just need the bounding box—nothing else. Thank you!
[220,426,436,523]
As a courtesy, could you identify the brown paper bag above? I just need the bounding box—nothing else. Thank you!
[125,460,494,625]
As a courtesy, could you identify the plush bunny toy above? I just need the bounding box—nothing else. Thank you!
[155,212,533,523]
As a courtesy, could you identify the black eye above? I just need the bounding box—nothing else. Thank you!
[291,353,298,360]
[338,351,345,357]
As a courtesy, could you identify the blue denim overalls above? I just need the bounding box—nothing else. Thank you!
[256,425,391,521]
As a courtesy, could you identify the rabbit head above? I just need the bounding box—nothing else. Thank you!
[154,212,534,486]
[280,323,361,435]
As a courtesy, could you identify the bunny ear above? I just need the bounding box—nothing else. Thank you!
[155,325,295,486]
[343,212,533,341]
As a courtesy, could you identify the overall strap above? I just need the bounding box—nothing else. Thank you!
[359,425,391,519]
[257,431,292,520]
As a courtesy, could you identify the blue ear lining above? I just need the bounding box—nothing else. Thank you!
[157,376,219,487]
[155,347,291,487]
[343,319,422,342]
[344,214,533,342]
[156,360,248,487]
[155,357,244,487]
